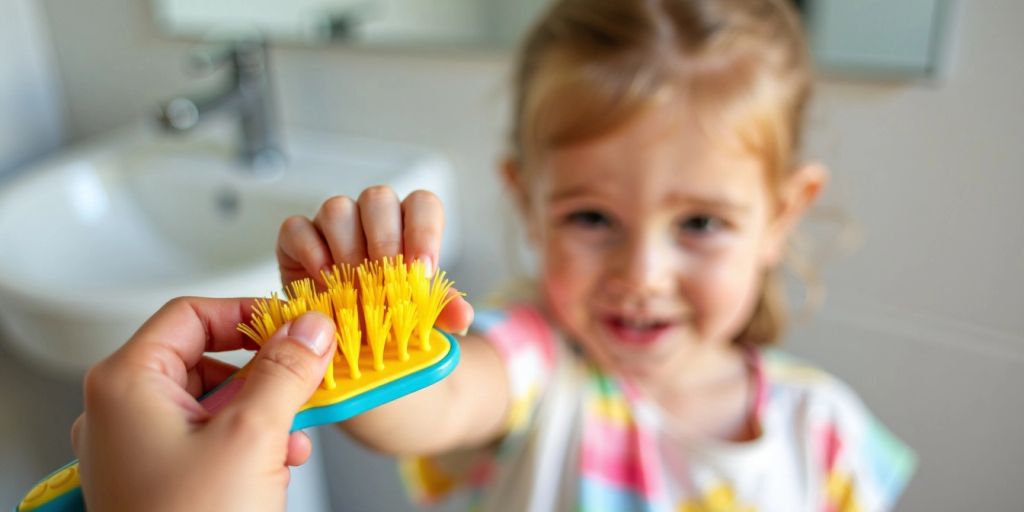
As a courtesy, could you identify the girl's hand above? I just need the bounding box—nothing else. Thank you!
[73,297,336,512]
[276,186,473,333]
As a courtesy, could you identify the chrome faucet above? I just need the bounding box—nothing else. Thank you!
[157,40,284,169]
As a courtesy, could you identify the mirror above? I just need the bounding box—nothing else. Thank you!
[153,0,952,79]
[152,0,550,50]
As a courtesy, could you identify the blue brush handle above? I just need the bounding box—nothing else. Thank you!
[14,331,459,512]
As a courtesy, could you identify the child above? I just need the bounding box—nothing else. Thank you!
[276,0,915,510]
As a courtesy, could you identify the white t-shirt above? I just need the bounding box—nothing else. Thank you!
[402,304,916,511]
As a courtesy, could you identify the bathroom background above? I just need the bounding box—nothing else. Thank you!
[1,0,1021,510]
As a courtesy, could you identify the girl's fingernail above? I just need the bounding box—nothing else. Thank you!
[288,312,335,356]
[455,328,469,337]
[418,256,434,278]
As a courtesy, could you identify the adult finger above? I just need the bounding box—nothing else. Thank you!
[113,297,257,388]
[216,313,336,434]
[185,356,241,398]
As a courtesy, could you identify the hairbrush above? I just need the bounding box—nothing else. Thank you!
[16,256,461,512]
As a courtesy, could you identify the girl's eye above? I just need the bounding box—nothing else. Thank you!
[566,210,611,228]
[679,215,723,234]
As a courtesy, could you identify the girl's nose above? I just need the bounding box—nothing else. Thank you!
[606,231,674,298]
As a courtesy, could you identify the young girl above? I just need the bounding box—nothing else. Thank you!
[277,0,915,510]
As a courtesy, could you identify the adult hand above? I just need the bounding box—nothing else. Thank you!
[72,297,336,512]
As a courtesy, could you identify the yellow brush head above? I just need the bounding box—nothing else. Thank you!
[236,255,461,412]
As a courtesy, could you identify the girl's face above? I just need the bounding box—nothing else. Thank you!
[511,96,822,383]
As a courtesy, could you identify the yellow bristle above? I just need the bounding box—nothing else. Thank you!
[283,297,308,323]
[357,260,386,307]
[265,294,286,336]
[239,295,288,345]
[383,255,417,361]
[320,265,340,289]
[257,312,276,342]
[322,263,356,290]
[383,256,411,303]
[293,279,330,314]
[364,302,392,371]
[409,262,428,348]
[358,258,391,371]
[410,263,459,351]
[389,300,418,361]
[237,323,261,345]
[343,285,358,310]
[336,307,362,379]
[286,278,314,302]
[237,257,459,389]
[325,278,357,314]
[323,357,337,390]
[309,290,333,318]
[383,255,407,293]
[251,295,285,344]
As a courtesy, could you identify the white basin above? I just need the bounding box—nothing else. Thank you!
[0,124,459,377]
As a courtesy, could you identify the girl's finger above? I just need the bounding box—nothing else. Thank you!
[312,195,367,268]
[434,290,474,334]
[277,215,332,287]
[70,414,85,455]
[401,189,445,277]
[357,186,403,261]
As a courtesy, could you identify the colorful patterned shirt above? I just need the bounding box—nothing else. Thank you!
[401,304,916,511]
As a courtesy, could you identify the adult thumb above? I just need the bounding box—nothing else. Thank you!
[221,312,336,433]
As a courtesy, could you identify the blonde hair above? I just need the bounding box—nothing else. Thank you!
[509,0,813,346]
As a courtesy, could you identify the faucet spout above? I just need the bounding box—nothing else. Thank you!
[157,40,284,170]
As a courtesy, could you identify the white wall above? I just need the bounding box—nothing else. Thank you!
[13,0,1024,510]
[0,0,64,177]
[0,0,67,504]
[789,3,1024,508]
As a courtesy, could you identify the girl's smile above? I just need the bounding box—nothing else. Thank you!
[600,312,683,347]
[508,89,822,389]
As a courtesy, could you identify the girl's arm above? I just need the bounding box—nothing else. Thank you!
[276,186,511,455]
[341,332,510,455]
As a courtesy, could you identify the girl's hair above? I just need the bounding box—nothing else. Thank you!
[509,0,813,346]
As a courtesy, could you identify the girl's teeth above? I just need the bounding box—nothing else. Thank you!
[622,319,661,330]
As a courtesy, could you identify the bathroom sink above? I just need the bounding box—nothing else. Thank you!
[0,124,458,376]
